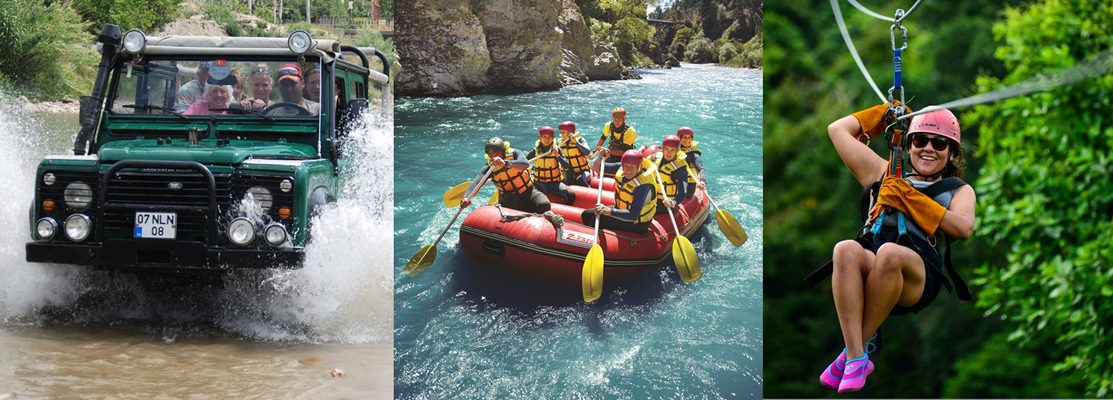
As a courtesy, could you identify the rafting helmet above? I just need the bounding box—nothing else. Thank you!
[909,108,961,145]
[485,137,507,155]
[662,135,681,149]
[612,107,627,117]
[677,127,694,138]
[621,149,643,166]
[538,126,555,137]
[559,121,576,133]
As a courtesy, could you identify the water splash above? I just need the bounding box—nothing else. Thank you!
[0,96,393,344]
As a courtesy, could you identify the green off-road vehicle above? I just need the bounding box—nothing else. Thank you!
[25,25,390,270]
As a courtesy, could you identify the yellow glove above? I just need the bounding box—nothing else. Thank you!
[875,176,947,236]
[851,102,909,140]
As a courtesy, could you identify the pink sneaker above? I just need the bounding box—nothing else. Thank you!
[819,349,846,389]
[838,355,874,393]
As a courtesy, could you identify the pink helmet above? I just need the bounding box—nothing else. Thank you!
[538,126,555,137]
[676,127,694,138]
[559,121,576,132]
[662,135,681,149]
[908,108,960,144]
[621,149,643,166]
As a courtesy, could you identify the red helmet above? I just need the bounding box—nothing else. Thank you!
[677,127,694,138]
[621,149,643,166]
[662,135,681,149]
[538,126,555,137]
[909,108,960,144]
[612,107,627,117]
[558,121,576,132]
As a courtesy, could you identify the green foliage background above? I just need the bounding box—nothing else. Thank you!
[0,0,97,100]
[765,0,1108,397]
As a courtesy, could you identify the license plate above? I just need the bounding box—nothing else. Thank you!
[134,212,177,239]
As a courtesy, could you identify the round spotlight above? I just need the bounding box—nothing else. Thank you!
[64,181,93,210]
[35,218,57,241]
[246,186,273,212]
[43,173,56,186]
[288,30,313,55]
[64,214,92,242]
[227,217,255,246]
[279,179,293,193]
[122,29,147,54]
[264,224,288,246]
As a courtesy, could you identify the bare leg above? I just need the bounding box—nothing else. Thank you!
[860,243,927,344]
[831,240,875,359]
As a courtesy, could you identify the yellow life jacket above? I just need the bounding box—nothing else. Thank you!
[653,151,689,200]
[559,132,591,173]
[532,141,563,183]
[681,149,699,184]
[490,150,532,194]
[613,166,658,224]
[602,122,637,154]
[681,140,701,155]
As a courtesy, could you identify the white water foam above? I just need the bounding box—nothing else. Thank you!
[0,96,393,344]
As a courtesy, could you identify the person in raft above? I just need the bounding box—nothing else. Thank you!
[593,107,637,175]
[820,104,976,393]
[582,149,659,234]
[461,137,552,214]
[558,121,594,187]
[677,127,707,195]
[650,135,691,214]
[527,126,576,205]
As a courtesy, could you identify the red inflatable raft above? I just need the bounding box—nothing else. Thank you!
[459,180,710,282]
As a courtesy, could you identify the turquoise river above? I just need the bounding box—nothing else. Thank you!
[394,64,764,398]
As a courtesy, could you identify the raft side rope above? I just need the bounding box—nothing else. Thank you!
[898,49,1113,120]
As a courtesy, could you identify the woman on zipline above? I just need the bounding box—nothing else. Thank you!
[820,104,976,392]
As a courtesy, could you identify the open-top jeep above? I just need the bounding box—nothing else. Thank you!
[25,25,390,270]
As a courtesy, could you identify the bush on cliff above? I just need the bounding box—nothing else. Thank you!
[684,35,718,63]
[0,0,97,100]
[72,0,181,34]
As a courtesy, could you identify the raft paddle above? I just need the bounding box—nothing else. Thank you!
[582,150,607,302]
[442,181,472,208]
[706,193,747,246]
[405,168,495,277]
[652,166,701,283]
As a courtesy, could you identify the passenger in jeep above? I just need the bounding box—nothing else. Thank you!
[266,63,320,117]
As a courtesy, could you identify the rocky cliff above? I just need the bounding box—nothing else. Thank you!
[396,0,626,97]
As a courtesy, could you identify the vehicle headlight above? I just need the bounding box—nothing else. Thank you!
[35,218,57,241]
[64,182,94,210]
[264,224,288,246]
[122,29,146,54]
[246,186,273,212]
[43,173,56,186]
[279,179,292,193]
[64,214,92,242]
[288,30,313,55]
[228,217,255,246]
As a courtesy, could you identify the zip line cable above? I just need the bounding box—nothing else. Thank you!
[898,50,1113,120]
[832,0,887,103]
[846,0,924,23]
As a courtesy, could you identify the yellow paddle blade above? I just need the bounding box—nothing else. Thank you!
[715,209,748,246]
[404,244,437,277]
[582,244,604,302]
[442,182,471,208]
[672,235,701,283]
[487,191,499,205]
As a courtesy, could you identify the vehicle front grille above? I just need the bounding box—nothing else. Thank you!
[101,169,233,240]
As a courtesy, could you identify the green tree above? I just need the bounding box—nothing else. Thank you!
[970,0,1113,396]
[72,0,180,33]
[0,0,97,100]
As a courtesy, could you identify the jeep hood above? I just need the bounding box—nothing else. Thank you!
[97,140,317,164]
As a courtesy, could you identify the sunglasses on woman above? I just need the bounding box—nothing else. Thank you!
[909,134,952,151]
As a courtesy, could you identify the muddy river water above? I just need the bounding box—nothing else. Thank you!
[0,105,393,399]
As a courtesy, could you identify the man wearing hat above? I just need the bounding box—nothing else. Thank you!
[267,63,320,116]
[174,61,212,112]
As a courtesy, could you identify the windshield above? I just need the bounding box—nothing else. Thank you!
[109,58,323,119]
